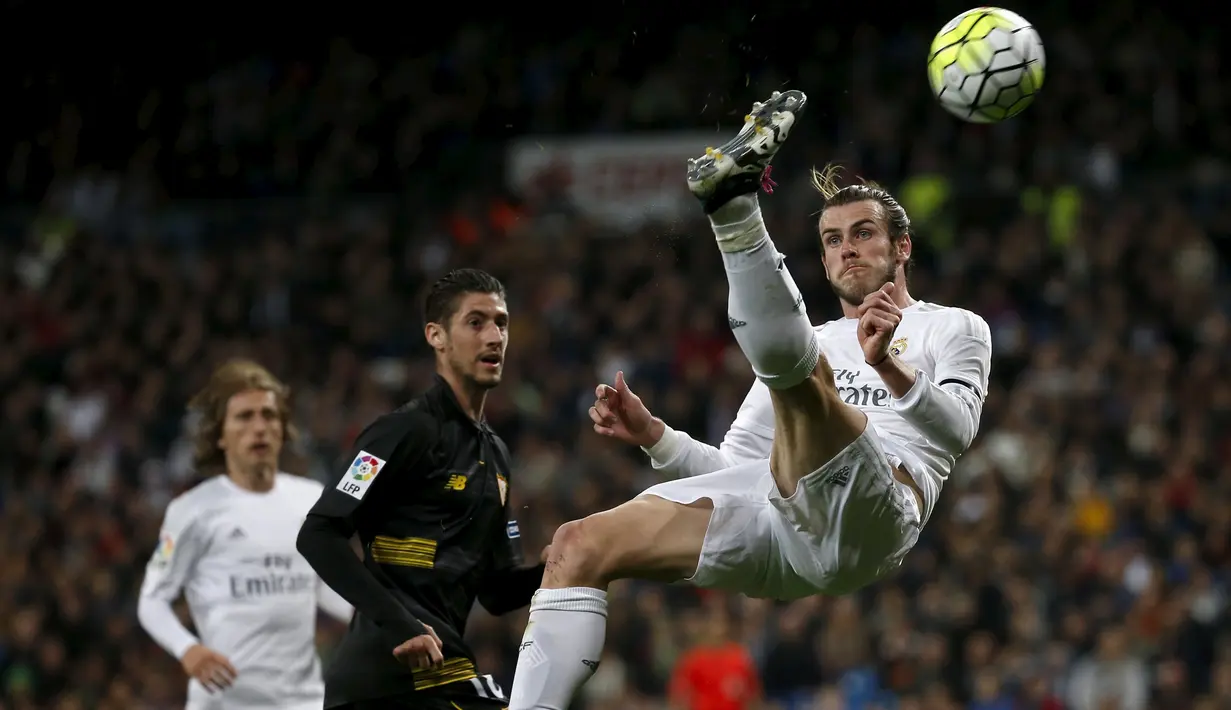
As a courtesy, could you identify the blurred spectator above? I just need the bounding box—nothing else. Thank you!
[1065,628,1148,710]
[669,605,761,710]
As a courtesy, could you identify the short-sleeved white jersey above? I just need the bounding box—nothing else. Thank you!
[646,301,992,526]
[138,473,352,710]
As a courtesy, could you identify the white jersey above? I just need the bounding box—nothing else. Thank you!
[645,301,992,526]
[138,473,353,710]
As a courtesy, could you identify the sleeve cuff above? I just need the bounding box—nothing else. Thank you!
[172,635,201,661]
[890,368,930,412]
[642,425,682,463]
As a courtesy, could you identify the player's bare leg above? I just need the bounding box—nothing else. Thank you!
[688,90,868,496]
[508,496,712,709]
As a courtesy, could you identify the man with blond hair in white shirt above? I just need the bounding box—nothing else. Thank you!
[506,89,993,710]
[138,359,352,709]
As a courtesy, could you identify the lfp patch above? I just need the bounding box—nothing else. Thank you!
[506,521,520,539]
[337,451,387,500]
[150,533,175,569]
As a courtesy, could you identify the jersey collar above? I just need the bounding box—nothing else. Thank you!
[429,374,493,434]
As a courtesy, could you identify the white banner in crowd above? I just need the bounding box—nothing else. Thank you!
[505,133,720,228]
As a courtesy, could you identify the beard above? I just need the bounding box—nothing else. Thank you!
[830,262,899,308]
[448,354,502,390]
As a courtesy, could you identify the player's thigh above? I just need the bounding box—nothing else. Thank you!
[554,494,713,584]
[634,461,796,598]
[767,364,868,495]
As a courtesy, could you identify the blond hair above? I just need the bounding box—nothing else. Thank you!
[810,162,911,240]
[188,359,297,474]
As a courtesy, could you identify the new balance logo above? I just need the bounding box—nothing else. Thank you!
[824,466,851,487]
[728,316,747,329]
[229,527,246,539]
[444,474,468,491]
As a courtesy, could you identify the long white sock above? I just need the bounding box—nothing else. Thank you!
[711,194,820,389]
[507,587,608,710]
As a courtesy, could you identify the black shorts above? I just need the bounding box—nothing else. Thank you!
[337,700,504,710]
[334,678,507,710]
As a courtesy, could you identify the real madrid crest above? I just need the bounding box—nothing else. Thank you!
[496,474,508,506]
[890,337,908,357]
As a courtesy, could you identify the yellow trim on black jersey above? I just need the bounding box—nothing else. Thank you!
[413,657,477,690]
[370,536,437,569]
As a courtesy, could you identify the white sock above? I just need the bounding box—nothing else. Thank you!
[507,587,608,710]
[710,195,821,389]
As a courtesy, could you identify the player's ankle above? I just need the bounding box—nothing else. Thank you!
[709,194,759,225]
[710,197,767,253]
[701,176,762,214]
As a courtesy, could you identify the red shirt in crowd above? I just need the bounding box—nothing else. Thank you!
[669,642,760,710]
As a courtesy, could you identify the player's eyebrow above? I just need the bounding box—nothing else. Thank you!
[820,219,876,236]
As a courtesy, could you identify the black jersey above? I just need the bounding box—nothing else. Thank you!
[298,375,541,708]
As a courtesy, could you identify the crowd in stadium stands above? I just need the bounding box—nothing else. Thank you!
[2,6,1230,710]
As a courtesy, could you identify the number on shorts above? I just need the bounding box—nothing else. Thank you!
[470,674,504,699]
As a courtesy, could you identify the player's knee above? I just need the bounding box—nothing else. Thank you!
[543,517,611,589]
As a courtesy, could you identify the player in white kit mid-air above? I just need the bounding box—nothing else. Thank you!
[137,360,353,710]
[506,89,993,710]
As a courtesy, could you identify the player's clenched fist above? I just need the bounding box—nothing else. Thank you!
[589,371,663,448]
[181,644,238,693]
[857,283,903,366]
[393,624,444,670]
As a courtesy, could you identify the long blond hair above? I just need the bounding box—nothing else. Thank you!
[188,359,297,474]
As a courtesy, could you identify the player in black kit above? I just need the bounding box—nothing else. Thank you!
[298,269,543,709]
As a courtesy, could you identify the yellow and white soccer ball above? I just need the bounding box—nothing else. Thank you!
[927,7,1045,123]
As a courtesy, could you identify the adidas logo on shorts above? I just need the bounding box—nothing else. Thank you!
[824,466,851,487]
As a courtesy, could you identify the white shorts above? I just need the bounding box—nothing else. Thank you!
[186,678,324,710]
[639,427,921,599]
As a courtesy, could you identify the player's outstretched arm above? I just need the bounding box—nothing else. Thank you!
[590,371,773,478]
[296,412,439,661]
[137,500,237,692]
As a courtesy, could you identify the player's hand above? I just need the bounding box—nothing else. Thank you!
[392,624,444,670]
[856,283,902,366]
[180,644,238,693]
[589,371,661,448]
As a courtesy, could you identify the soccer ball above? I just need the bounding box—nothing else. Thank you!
[927,7,1045,123]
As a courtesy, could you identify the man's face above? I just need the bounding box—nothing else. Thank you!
[218,389,283,476]
[433,291,509,389]
[819,200,911,307]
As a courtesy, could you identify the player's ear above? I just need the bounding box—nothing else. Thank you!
[896,232,913,265]
[424,322,446,351]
